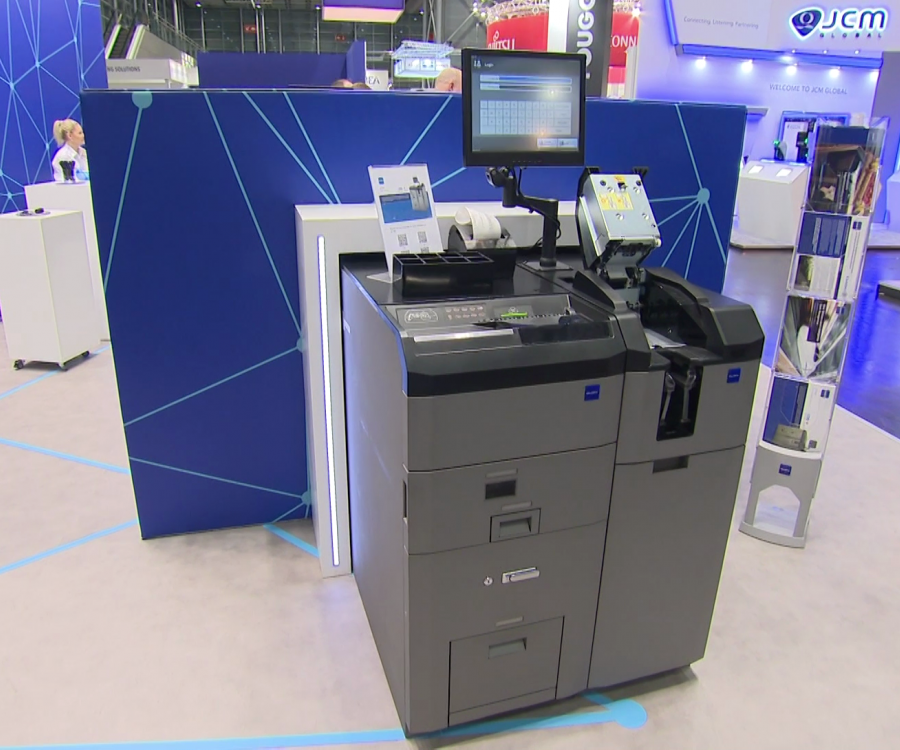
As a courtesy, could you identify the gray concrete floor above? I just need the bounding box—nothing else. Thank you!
[2,319,900,749]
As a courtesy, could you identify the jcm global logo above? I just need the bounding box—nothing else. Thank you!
[790,6,888,38]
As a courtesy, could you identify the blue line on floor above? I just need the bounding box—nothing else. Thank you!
[0,520,137,576]
[0,694,645,748]
[0,346,110,402]
[264,523,320,558]
[0,437,130,474]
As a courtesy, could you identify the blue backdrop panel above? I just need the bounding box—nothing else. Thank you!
[0,0,106,211]
[80,89,745,538]
[198,47,365,88]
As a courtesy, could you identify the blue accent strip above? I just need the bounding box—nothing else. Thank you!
[243,93,333,205]
[124,348,297,426]
[401,96,452,165]
[662,203,701,266]
[657,199,698,227]
[663,0,679,45]
[680,44,882,69]
[0,520,137,576]
[129,457,304,499]
[104,107,143,291]
[432,165,466,188]
[0,370,57,401]
[675,105,701,189]
[205,93,302,337]
[0,345,110,402]
[284,93,341,204]
[263,524,319,558]
[0,437,130,474]
[0,693,646,747]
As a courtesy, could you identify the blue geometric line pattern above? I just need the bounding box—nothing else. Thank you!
[401,95,452,165]
[684,203,704,278]
[662,202,701,266]
[0,0,106,211]
[284,93,341,204]
[129,457,307,500]
[83,90,745,538]
[124,347,299,427]
[244,92,334,204]
[433,165,467,188]
[0,436,131,474]
[675,104,702,189]
[0,520,137,577]
[104,101,145,291]
[263,523,320,557]
[205,92,302,336]
[657,198,698,228]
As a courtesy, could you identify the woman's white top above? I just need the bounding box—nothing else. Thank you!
[51,143,89,181]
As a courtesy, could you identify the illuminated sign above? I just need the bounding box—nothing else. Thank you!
[790,6,888,38]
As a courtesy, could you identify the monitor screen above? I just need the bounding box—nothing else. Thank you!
[462,48,586,168]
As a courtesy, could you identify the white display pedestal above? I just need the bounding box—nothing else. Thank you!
[0,210,101,369]
[736,161,810,246]
[25,181,109,339]
[886,170,900,230]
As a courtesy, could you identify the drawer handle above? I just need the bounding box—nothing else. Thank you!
[489,638,526,658]
[653,455,690,473]
[486,478,517,500]
[502,567,540,584]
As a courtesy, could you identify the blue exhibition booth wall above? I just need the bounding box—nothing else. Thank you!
[0,0,107,211]
[80,89,745,539]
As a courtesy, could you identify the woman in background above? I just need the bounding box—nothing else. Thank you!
[51,119,88,181]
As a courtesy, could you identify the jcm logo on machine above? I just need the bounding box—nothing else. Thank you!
[790,6,888,38]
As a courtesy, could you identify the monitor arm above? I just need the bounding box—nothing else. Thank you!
[487,167,563,271]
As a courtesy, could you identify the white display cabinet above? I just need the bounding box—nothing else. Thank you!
[26,181,109,339]
[736,161,810,246]
[0,210,101,369]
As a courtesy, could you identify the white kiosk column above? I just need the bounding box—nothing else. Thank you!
[741,124,883,547]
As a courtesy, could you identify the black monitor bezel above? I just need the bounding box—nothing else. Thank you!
[462,48,587,168]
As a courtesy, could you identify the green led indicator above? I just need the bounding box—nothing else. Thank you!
[500,311,528,319]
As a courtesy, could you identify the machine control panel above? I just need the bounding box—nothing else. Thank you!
[394,296,572,330]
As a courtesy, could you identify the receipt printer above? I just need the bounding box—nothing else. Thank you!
[447,207,515,253]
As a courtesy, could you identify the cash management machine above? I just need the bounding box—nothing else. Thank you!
[342,48,764,735]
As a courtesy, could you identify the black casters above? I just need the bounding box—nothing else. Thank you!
[82,351,90,359]
[12,359,24,370]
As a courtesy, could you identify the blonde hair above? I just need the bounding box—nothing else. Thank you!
[53,119,81,146]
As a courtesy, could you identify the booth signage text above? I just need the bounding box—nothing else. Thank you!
[790,6,889,38]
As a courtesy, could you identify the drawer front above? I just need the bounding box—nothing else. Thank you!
[405,374,623,471]
[449,618,563,714]
[405,445,615,554]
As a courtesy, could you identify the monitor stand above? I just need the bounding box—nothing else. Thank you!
[495,167,568,272]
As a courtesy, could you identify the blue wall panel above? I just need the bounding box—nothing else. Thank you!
[0,0,106,210]
[81,89,745,538]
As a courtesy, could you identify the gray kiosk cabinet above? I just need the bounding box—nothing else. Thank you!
[341,258,627,734]
[569,171,765,688]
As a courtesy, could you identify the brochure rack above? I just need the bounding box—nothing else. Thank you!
[741,124,884,548]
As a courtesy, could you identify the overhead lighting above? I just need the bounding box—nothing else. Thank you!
[854,49,860,54]
[787,64,798,75]
[823,49,828,53]
[695,57,707,69]
[829,67,840,78]
[791,49,796,53]
[781,55,794,62]
[632,7,642,17]
[741,60,753,72]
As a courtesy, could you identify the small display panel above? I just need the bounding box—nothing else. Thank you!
[462,49,586,168]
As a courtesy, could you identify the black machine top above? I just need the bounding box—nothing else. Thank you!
[341,256,627,397]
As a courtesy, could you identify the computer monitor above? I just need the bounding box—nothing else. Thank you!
[462,48,586,168]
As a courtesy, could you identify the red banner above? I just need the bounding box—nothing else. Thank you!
[486,14,550,52]
[610,12,640,67]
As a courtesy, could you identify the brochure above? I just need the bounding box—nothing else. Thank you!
[806,125,884,216]
[790,212,869,300]
[774,296,852,383]
[762,375,836,454]
[368,165,442,279]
